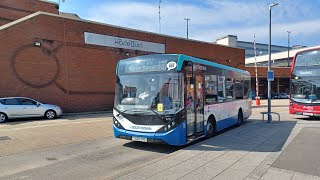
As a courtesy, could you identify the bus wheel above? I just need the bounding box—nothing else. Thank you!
[206,117,216,138]
[237,110,243,126]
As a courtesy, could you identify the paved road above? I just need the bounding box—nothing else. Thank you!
[1,99,319,180]
[0,113,179,180]
[0,113,114,156]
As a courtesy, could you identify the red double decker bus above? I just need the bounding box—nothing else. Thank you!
[289,47,320,116]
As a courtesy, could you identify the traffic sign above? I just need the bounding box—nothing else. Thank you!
[267,70,274,81]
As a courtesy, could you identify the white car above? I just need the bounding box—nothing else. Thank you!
[278,93,289,99]
[0,97,63,123]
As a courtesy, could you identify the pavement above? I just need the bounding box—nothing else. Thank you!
[110,99,320,180]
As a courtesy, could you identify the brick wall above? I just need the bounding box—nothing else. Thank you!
[0,0,58,25]
[245,67,291,77]
[0,12,250,112]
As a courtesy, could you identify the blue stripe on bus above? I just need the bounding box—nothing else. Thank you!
[177,54,250,74]
[216,115,238,132]
[113,121,187,146]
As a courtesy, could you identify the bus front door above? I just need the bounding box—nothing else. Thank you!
[186,72,196,137]
[186,72,204,139]
[195,74,204,134]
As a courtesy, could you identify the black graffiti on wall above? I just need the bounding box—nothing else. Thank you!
[9,39,113,95]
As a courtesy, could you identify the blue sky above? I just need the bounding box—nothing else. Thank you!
[51,0,320,47]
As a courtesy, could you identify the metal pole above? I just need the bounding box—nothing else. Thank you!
[159,0,161,33]
[268,5,272,123]
[254,34,259,101]
[185,18,190,39]
[187,20,189,39]
[268,2,279,123]
[287,31,291,66]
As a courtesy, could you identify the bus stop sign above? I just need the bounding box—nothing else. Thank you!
[267,70,274,81]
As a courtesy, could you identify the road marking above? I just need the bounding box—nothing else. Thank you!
[0,119,111,132]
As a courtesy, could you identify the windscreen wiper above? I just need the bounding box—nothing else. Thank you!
[113,106,126,116]
[148,108,166,120]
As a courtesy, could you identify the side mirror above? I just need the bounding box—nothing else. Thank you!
[183,61,193,66]
[37,103,41,107]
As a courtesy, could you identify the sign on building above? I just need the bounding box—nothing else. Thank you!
[84,32,165,53]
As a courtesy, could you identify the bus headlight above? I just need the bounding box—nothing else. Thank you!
[157,118,179,132]
[156,109,185,133]
[289,101,293,107]
[113,117,124,129]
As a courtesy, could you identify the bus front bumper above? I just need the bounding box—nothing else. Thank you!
[113,122,187,146]
[289,103,320,116]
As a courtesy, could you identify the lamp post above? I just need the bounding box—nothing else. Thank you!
[184,18,190,39]
[159,0,162,33]
[58,0,65,12]
[254,34,260,105]
[287,31,291,66]
[268,2,279,123]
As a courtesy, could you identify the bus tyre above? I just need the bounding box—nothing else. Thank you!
[206,119,215,138]
[237,110,243,126]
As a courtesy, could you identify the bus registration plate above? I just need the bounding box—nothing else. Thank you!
[132,136,147,142]
[303,112,313,116]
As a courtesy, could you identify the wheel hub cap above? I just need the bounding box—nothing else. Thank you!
[47,112,54,118]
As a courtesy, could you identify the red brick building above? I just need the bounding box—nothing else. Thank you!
[0,0,289,112]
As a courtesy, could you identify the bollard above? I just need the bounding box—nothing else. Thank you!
[256,96,260,106]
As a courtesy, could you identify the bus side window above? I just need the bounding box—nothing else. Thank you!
[218,76,226,103]
[235,80,244,100]
[205,75,217,104]
[244,78,250,99]
[225,77,234,101]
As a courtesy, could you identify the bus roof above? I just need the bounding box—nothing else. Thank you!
[116,54,250,75]
[177,54,250,75]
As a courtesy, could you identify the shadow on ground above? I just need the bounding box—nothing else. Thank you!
[123,141,181,154]
[122,120,294,154]
[179,120,296,153]
[296,116,320,121]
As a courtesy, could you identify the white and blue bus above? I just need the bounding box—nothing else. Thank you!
[113,54,251,146]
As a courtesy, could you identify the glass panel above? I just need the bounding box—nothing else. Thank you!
[118,54,179,74]
[225,77,234,101]
[20,98,37,105]
[205,75,218,104]
[295,50,320,67]
[291,79,320,103]
[244,77,251,99]
[4,98,20,105]
[235,80,244,99]
[218,76,225,102]
[114,73,183,115]
[195,74,204,133]
[186,72,195,136]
